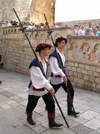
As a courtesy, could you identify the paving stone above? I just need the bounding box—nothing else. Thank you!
[84,118,100,130]
[20,101,27,106]
[80,110,99,120]
[77,104,91,111]
[41,127,76,134]
[1,104,11,109]
[9,96,20,100]
[97,128,100,133]
[14,97,26,103]
[0,91,16,98]
[91,105,100,113]
[84,101,100,108]
[24,120,41,129]
[40,110,48,117]
[89,131,100,134]
[55,114,79,128]
[0,69,100,134]
[31,124,47,133]
[6,100,17,104]
[0,102,6,106]
[0,94,11,102]
[34,106,45,113]
[36,116,48,123]
[95,114,100,120]
[71,124,93,134]
[42,121,49,129]
[17,93,28,99]
[73,116,88,124]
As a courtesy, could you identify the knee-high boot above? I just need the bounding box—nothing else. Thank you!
[48,117,63,128]
[48,112,63,128]
[27,112,36,125]
[67,103,80,115]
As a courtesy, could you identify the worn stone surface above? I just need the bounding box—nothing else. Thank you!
[0,69,100,134]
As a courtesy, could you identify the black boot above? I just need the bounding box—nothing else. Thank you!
[67,103,80,116]
[27,116,36,125]
[48,118,63,128]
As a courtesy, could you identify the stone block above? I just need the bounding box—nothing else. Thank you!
[77,68,82,73]
[72,67,76,71]
[82,70,87,74]
[85,81,90,86]
[96,84,100,89]
[91,83,96,88]
[68,62,74,67]
[71,124,92,134]
[74,78,79,83]
[70,77,74,82]
[95,78,100,84]
[75,63,78,67]
[94,72,99,77]
[74,72,78,77]
[79,79,84,85]
[68,71,74,76]
[78,73,84,79]
[89,76,95,83]
[88,71,94,76]
[84,75,89,81]
[85,65,90,70]
[79,64,84,69]
[96,67,100,73]
[90,66,96,72]
[68,66,72,70]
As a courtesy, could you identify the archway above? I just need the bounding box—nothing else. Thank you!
[29,0,56,26]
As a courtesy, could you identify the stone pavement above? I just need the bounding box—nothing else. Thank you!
[0,69,100,134]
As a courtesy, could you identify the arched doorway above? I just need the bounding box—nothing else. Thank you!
[29,0,56,26]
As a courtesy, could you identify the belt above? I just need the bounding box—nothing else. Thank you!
[55,75,62,78]
[33,86,44,91]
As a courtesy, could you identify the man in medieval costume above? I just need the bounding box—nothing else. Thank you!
[48,36,80,116]
[25,43,63,128]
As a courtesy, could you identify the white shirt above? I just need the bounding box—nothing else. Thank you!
[24,56,52,96]
[6,23,12,27]
[49,48,65,85]
[78,29,85,36]
[28,25,32,30]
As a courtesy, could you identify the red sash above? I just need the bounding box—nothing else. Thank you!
[33,86,44,91]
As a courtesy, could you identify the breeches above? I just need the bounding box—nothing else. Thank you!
[51,79,74,99]
[26,92,55,114]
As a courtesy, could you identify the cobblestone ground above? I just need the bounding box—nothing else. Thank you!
[0,69,100,134]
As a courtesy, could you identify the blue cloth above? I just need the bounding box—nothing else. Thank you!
[28,58,48,88]
[49,50,68,76]
[29,58,40,69]
[97,30,100,36]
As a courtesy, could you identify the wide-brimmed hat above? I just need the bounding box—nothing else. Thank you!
[35,43,52,52]
[55,36,67,47]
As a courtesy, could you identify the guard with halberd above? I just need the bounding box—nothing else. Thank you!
[25,43,63,128]
[48,36,80,116]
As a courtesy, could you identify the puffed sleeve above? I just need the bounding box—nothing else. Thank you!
[49,57,65,77]
[30,66,52,91]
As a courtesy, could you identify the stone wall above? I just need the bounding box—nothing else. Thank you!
[0,24,73,75]
[0,0,30,22]
[66,35,100,92]
[0,24,100,92]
